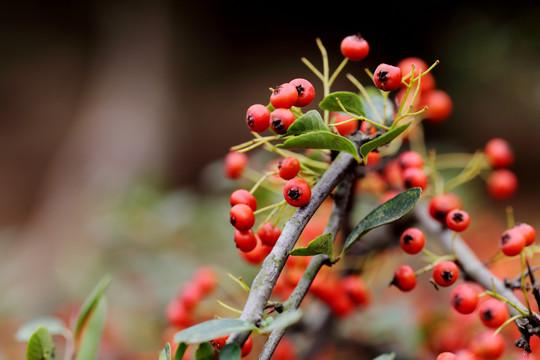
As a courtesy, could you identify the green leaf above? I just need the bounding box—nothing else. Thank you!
[361,86,394,126]
[259,310,303,334]
[74,274,112,339]
[218,343,241,360]
[372,352,396,360]
[359,121,411,164]
[319,91,365,116]
[343,187,422,254]
[16,316,67,341]
[75,297,107,360]
[277,131,360,163]
[174,319,256,344]
[289,233,334,259]
[195,342,215,360]
[174,343,188,360]
[26,326,55,360]
[159,343,172,360]
[282,110,329,136]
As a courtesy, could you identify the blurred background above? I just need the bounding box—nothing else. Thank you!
[0,0,539,358]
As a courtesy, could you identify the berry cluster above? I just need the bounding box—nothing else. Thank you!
[484,137,518,200]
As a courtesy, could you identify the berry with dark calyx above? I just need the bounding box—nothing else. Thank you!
[487,168,518,200]
[289,78,315,107]
[500,227,525,256]
[245,104,271,133]
[428,192,463,223]
[402,167,428,190]
[234,229,257,252]
[390,264,417,292]
[331,112,358,136]
[373,63,402,92]
[432,260,459,287]
[278,156,301,180]
[514,222,536,246]
[478,298,509,328]
[270,83,299,109]
[283,178,311,207]
[340,34,369,61]
[224,151,248,179]
[398,150,424,169]
[421,88,453,123]
[469,330,505,359]
[229,204,255,231]
[451,284,479,314]
[257,222,281,247]
[229,189,257,211]
[445,209,471,232]
[270,108,296,135]
[484,137,514,168]
[436,352,456,360]
[400,227,426,255]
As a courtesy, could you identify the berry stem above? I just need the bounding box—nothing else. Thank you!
[346,73,384,124]
[254,200,287,216]
[216,300,243,315]
[334,98,390,131]
[300,57,324,82]
[328,58,349,88]
[227,273,251,292]
[249,171,277,195]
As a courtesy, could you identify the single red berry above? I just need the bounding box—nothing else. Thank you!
[289,78,315,107]
[398,150,424,169]
[487,168,518,200]
[245,104,271,133]
[478,298,509,328]
[428,193,463,223]
[278,156,301,180]
[270,83,299,109]
[421,89,453,123]
[436,352,456,360]
[373,63,402,92]
[328,288,356,317]
[178,281,203,310]
[432,260,459,287]
[400,227,426,255]
[500,227,525,256]
[229,204,255,231]
[165,299,193,328]
[240,236,272,265]
[224,151,248,179]
[445,209,471,232]
[257,222,281,247]
[341,274,370,306]
[402,167,428,190]
[451,284,479,314]
[283,178,311,207]
[397,56,436,92]
[211,335,229,351]
[234,229,258,252]
[331,112,358,136]
[193,266,218,296]
[514,222,536,246]
[229,189,257,211]
[340,34,369,61]
[484,138,514,168]
[390,264,417,292]
[270,108,296,135]
[469,330,505,359]
[241,335,253,357]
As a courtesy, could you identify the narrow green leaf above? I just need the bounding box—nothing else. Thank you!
[26,326,55,360]
[16,316,67,341]
[218,343,241,360]
[159,343,172,360]
[74,274,112,339]
[362,86,394,126]
[289,233,334,259]
[259,310,303,334]
[195,342,215,360]
[277,131,360,162]
[319,91,365,116]
[372,352,396,360]
[174,343,188,360]
[359,121,411,164]
[75,297,107,360]
[343,187,422,254]
[174,319,256,344]
[282,110,329,136]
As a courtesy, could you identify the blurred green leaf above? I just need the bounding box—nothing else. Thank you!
[74,274,112,339]
[359,121,411,164]
[195,342,214,360]
[159,343,171,360]
[26,326,55,360]
[174,343,188,360]
[373,352,396,360]
[282,110,329,136]
[277,131,360,162]
[289,233,333,259]
[218,343,241,360]
[361,86,394,126]
[320,91,365,116]
[16,316,67,341]
[75,297,107,360]
[174,319,256,344]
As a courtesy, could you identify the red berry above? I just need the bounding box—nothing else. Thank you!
[241,335,253,357]
[331,112,358,136]
[211,335,229,351]
[391,264,417,292]
[478,298,509,329]
[445,209,471,232]
[421,89,453,123]
[341,274,370,306]
[283,178,311,207]
[487,168,518,200]
[500,227,525,256]
[193,266,218,296]
[451,284,479,314]
[432,260,459,287]
[398,150,424,169]
[360,120,378,136]
[257,222,281,247]
[234,229,257,252]
[165,299,192,328]
[397,56,436,92]
[229,189,257,211]
[278,156,301,180]
[289,78,315,107]
[428,193,463,223]
[224,151,248,179]
[245,104,271,133]
[402,167,428,190]
[469,330,505,359]
[270,83,299,109]
[436,352,456,360]
[229,204,255,231]
[178,281,203,310]
[514,222,536,246]
[340,34,369,61]
[400,227,426,255]
[484,138,514,168]
[373,63,402,92]
[240,237,272,265]
[270,108,296,135]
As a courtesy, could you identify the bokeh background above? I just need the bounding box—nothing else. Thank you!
[0,0,539,359]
